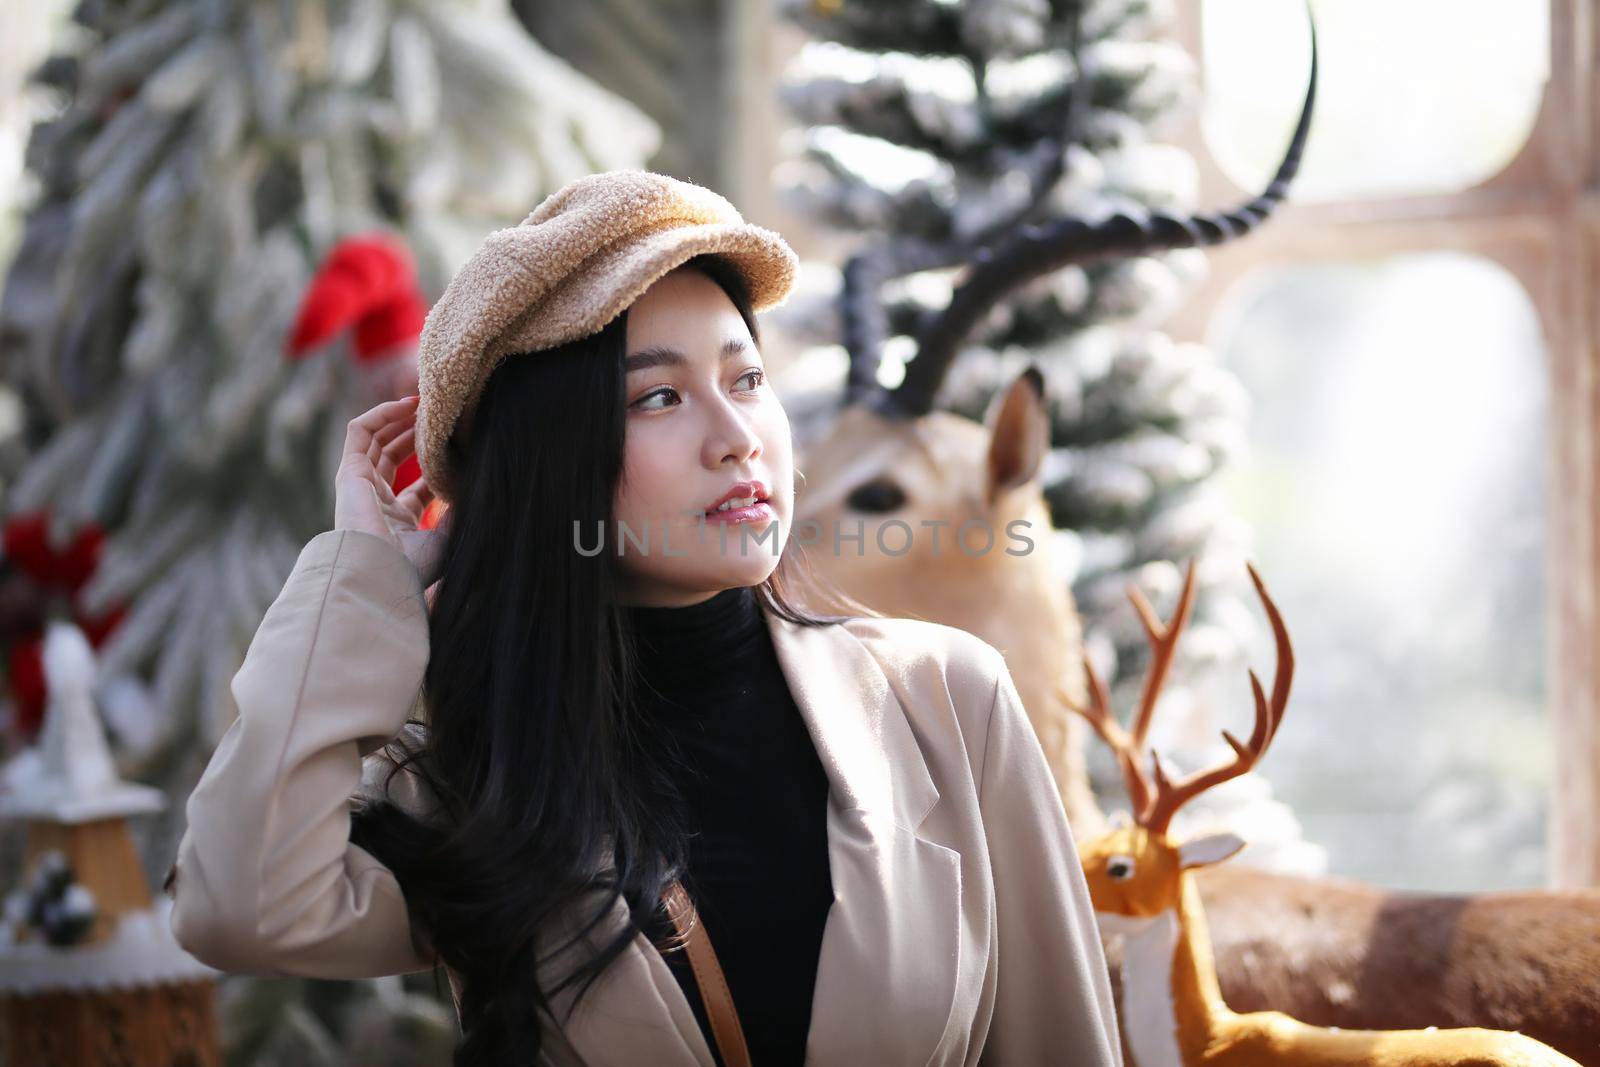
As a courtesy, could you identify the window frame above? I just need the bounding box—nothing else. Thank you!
[1165,0,1597,888]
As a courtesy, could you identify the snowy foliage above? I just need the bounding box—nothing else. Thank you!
[0,0,658,767]
[775,0,1316,868]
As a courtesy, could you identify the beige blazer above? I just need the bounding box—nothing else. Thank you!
[168,528,1122,1066]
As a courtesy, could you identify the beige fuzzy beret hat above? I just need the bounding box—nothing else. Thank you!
[414,169,799,503]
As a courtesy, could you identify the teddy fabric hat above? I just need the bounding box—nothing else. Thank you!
[414,169,799,503]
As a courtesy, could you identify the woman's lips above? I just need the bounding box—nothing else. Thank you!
[702,500,775,525]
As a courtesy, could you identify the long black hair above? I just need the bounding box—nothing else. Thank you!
[350,254,864,1064]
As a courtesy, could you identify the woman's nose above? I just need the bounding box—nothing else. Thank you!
[702,399,761,468]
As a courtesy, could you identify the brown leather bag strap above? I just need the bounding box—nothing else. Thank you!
[661,879,752,1067]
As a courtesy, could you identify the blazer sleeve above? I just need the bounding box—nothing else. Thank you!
[975,651,1124,1066]
[167,527,438,979]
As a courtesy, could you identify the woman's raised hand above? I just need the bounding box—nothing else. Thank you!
[333,395,445,585]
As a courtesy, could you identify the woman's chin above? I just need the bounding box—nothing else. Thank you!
[624,552,780,599]
[723,554,781,589]
[694,550,781,591]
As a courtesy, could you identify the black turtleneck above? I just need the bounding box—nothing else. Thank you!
[626,585,834,1067]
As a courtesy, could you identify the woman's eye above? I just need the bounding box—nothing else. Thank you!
[632,369,761,410]
[633,387,679,411]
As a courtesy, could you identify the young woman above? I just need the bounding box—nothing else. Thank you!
[168,171,1121,1067]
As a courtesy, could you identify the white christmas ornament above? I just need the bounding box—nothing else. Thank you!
[0,621,163,823]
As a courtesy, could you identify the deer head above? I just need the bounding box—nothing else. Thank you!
[793,365,1106,829]
[793,366,1056,634]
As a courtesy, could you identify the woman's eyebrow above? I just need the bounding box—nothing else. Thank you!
[625,338,752,373]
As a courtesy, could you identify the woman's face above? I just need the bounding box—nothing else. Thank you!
[611,266,794,607]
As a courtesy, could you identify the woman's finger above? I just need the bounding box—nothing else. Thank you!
[395,474,433,519]
[375,425,417,484]
[366,410,413,471]
[343,396,419,464]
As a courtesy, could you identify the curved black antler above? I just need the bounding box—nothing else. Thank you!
[841,247,896,406]
[881,7,1319,419]
[841,136,1082,405]
[843,15,1092,405]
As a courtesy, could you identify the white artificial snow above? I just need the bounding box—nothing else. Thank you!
[0,898,218,994]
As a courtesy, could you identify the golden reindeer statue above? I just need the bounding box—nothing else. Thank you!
[1065,558,1579,1067]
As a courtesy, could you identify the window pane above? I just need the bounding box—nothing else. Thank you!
[1200,0,1548,200]
[1210,253,1549,891]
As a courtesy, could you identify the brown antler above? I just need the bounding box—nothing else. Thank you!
[1061,559,1295,835]
[1060,557,1200,821]
[1126,557,1200,753]
[1059,645,1154,820]
[1143,561,1295,836]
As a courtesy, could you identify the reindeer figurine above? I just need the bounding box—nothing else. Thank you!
[1064,558,1580,1067]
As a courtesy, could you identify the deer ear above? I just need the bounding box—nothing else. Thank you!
[985,366,1048,503]
[1177,832,1246,870]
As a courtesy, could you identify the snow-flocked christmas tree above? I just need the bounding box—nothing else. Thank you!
[770,0,1325,871]
[0,1,658,1061]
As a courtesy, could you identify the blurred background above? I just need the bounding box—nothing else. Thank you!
[0,1,1588,1063]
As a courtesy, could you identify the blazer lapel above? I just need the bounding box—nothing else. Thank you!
[554,608,967,1066]
[764,610,968,1065]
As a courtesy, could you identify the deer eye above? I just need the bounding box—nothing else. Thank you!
[1106,855,1136,881]
[845,478,907,513]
